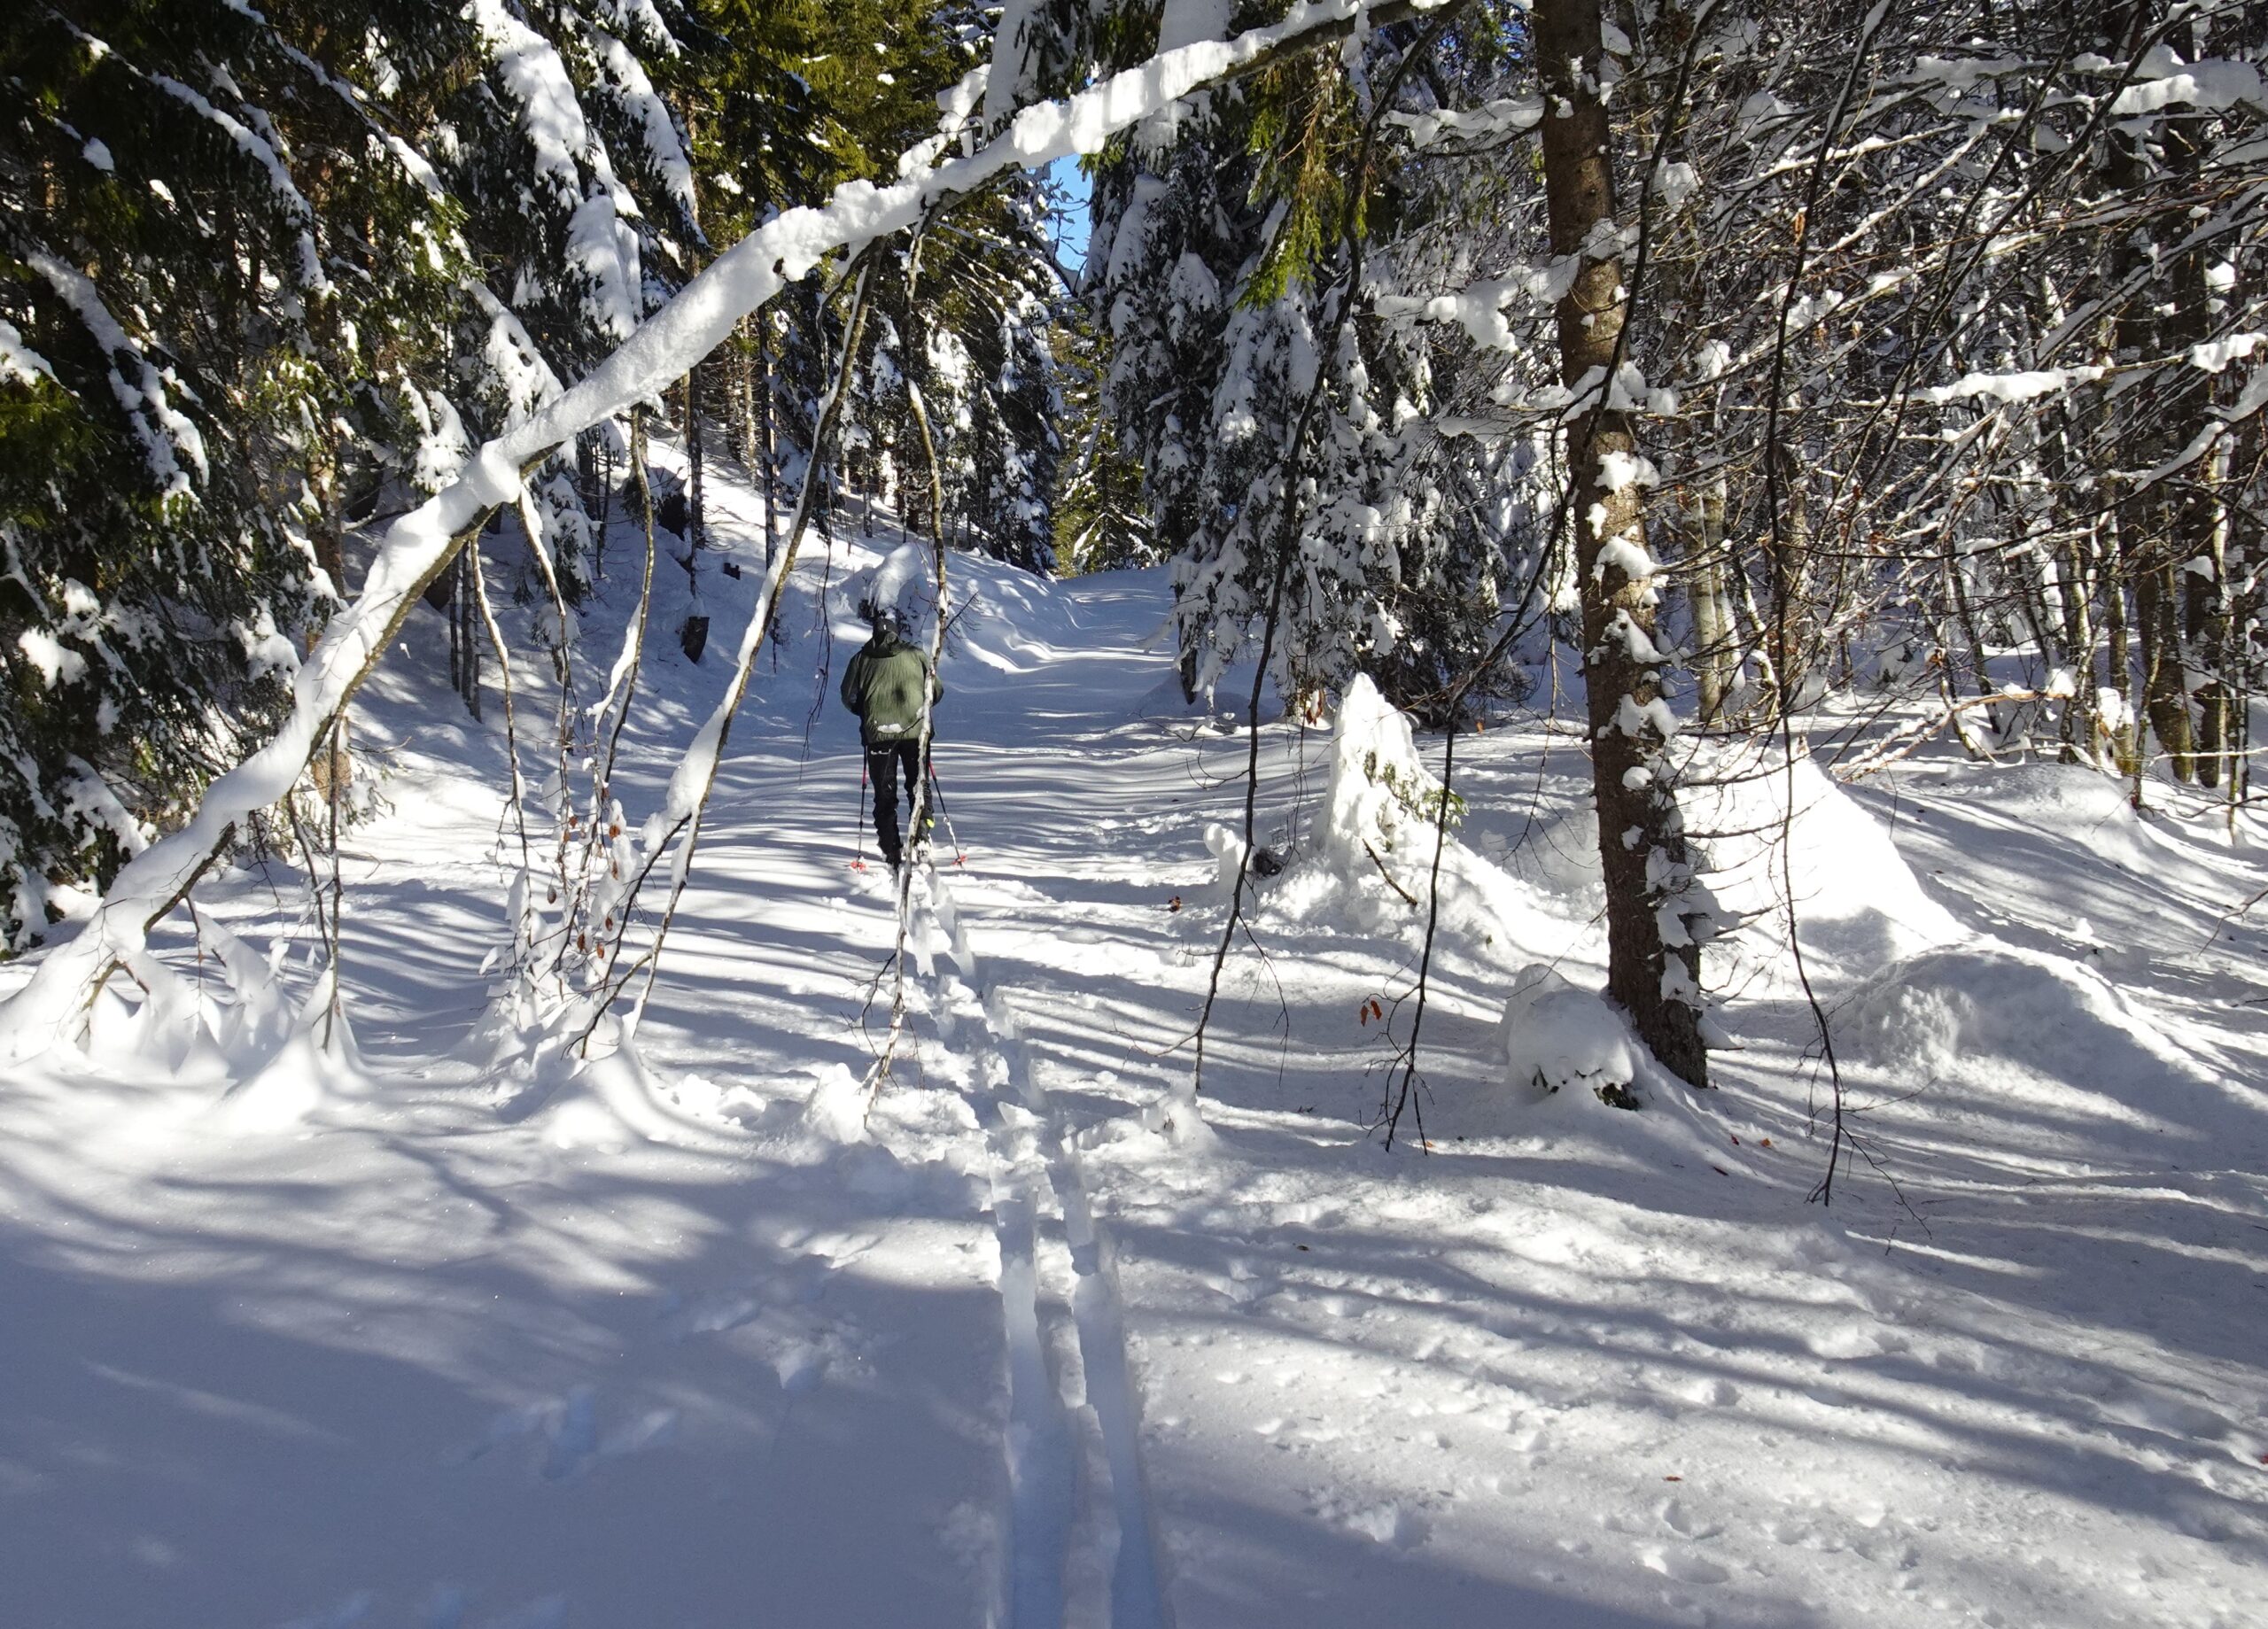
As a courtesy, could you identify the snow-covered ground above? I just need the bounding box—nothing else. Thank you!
[4,454,2264,1629]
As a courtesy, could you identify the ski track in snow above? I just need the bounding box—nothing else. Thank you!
[913,866,1170,1629]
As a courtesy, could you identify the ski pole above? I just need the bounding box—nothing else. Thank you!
[924,758,966,865]
[851,759,869,871]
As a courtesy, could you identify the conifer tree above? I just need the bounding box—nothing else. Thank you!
[1087,6,1507,709]
[1051,301,1155,573]
[0,0,469,944]
[1086,89,1260,694]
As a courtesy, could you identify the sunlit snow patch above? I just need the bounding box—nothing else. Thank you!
[1691,749,1965,979]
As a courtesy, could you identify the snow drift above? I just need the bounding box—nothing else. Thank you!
[1844,940,2231,1129]
[1689,749,1967,979]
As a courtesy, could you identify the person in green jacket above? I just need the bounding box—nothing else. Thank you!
[841,601,943,873]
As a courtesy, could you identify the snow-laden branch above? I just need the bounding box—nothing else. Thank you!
[24,251,207,499]
[145,73,329,295]
[0,0,1451,1060]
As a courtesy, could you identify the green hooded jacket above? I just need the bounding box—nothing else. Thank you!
[840,628,942,747]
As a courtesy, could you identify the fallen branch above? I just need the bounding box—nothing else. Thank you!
[1835,687,2058,781]
[1363,839,1421,906]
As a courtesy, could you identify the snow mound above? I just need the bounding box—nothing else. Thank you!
[1490,798,1604,918]
[1961,761,2183,876]
[211,1022,364,1136]
[69,917,373,1136]
[1265,674,1453,931]
[1693,751,1964,975]
[841,541,1090,683]
[1980,761,2141,818]
[799,1062,872,1144]
[1318,675,1442,889]
[1845,942,2218,1122]
[1261,679,1595,996]
[859,540,931,620]
[1498,963,1677,1109]
[502,1039,747,1152]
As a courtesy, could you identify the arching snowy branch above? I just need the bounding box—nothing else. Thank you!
[0,0,1455,1058]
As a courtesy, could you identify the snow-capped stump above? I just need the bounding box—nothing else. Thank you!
[1323,676,1458,889]
[1247,673,1466,928]
[1499,963,1665,1110]
[1202,820,1251,895]
[798,1062,872,1145]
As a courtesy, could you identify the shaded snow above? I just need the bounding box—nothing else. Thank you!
[3,411,2266,1629]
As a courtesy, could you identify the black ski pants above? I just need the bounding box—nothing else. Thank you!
[866,739,928,866]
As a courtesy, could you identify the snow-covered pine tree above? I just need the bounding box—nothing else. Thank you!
[711,0,1075,575]
[1086,77,1261,698]
[0,0,470,946]
[859,180,1065,570]
[1050,298,1154,573]
[1088,4,1511,711]
[441,0,700,601]
[690,0,997,546]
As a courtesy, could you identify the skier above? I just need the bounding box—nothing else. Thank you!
[840,600,943,875]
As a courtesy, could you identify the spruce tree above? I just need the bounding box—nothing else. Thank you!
[0,0,469,946]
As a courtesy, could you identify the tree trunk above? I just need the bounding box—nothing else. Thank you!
[733,316,758,471]
[679,369,709,663]
[2055,531,2098,764]
[1536,0,1707,1089]
[2188,428,2232,787]
[459,552,482,720]
[2223,407,2262,822]
[1946,539,1992,702]
[760,317,780,570]
[1767,438,1814,703]
[684,368,706,553]
[2133,562,2193,778]
[1174,586,1201,703]
[2106,3,2206,783]
[307,436,353,801]
[1688,480,1731,725]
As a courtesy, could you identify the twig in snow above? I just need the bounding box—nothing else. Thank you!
[1363,839,1421,907]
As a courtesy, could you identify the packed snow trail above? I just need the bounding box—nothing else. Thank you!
[915,883,1076,1627]
[909,869,1171,1628]
[4,452,2267,1626]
